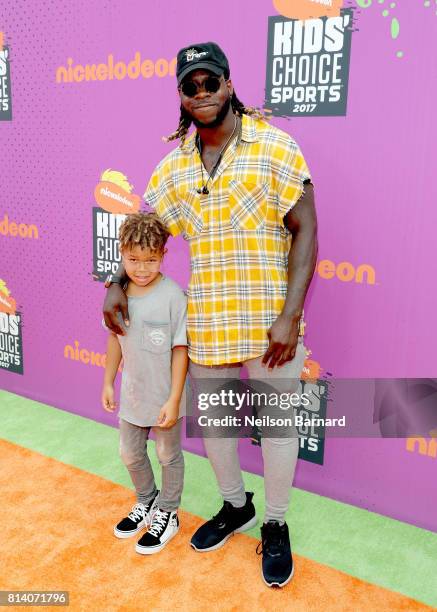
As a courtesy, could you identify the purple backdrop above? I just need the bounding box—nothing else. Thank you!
[1,1,436,532]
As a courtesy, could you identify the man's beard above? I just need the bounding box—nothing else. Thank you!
[189,95,231,129]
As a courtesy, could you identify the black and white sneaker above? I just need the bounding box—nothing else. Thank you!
[135,509,179,555]
[190,492,257,552]
[257,521,294,588]
[113,492,159,539]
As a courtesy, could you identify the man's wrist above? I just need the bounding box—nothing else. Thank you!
[280,309,306,335]
[104,274,124,289]
[280,309,302,321]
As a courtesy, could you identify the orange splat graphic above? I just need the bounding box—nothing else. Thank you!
[273,0,343,20]
[302,358,322,381]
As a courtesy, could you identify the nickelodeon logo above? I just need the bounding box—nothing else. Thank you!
[0,214,39,239]
[64,340,122,371]
[406,436,437,459]
[317,259,376,285]
[95,169,141,215]
[56,52,176,84]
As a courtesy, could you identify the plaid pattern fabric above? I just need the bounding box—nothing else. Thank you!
[144,114,311,365]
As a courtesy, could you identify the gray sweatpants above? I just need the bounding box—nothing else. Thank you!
[119,418,184,512]
[188,340,306,524]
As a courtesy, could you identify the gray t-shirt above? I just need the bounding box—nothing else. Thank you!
[105,275,188,427]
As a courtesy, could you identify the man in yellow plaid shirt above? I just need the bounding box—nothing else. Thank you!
[104,42,318,588]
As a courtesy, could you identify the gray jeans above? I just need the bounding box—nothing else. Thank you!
[119,418,184,512]
[188,340,306,524]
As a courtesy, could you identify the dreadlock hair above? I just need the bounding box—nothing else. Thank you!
[119,212,170,254]
[163,90,272,148]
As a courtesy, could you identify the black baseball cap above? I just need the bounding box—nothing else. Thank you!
[176,42,230,85]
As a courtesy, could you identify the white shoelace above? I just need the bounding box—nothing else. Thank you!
[148,509,169,538]
[128,503,147,523]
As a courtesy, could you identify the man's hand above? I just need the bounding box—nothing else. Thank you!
[262,313,300,370]
[103,283,129,336]
[157,398,179,428]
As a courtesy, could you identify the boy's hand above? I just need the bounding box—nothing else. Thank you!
[157,398,179,428]
[102,384,117,412]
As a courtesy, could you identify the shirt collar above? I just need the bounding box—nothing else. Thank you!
[240,113,258,143]
[180,113,259,154]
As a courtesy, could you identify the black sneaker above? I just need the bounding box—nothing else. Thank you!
[113,491,159,539]
[257,521,294,587]
[135,509,179,555]
[190,492,257,552]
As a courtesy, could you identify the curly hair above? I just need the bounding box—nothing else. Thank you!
[163,90,271,147]
[119,212,170,253]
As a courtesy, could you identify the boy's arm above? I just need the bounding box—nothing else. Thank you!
[102,333,122,412]
[169,346,189,404]
[157,346,188,428]
[157,293,188,427]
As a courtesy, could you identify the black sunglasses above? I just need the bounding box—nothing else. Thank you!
[179,75,223,98]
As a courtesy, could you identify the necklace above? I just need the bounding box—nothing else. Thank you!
[197,115,239,195]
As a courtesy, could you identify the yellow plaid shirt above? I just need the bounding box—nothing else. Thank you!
[144,114,311,365]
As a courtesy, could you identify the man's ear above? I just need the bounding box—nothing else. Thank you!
[226,78,233,97]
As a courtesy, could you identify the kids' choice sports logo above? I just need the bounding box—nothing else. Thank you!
[0,280,23,374]
[265,7,353,116]
[92,169,142,281]
[0,39,12,121]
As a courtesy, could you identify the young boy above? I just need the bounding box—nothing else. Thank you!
[101,212,188,555]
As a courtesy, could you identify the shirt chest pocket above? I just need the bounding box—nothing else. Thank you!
[229,181,268,231]
[141,322,171,354]
[177,189,203,238]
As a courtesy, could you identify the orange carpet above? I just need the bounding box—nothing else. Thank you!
[0,439,430,611]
